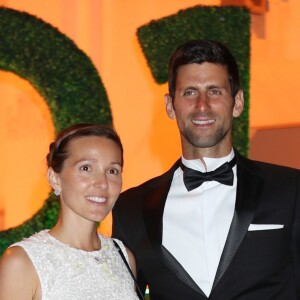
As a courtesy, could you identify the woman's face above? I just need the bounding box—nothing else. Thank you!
[49,135,123,223]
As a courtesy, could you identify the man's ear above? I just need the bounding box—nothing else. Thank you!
[164,94,176,119]
[47,168,61,192]
[233,90,244,118]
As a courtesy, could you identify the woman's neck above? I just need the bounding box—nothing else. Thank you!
[49,218,101,251]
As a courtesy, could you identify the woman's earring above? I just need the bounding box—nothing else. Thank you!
[54,190,61,196]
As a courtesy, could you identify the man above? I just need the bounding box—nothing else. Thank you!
[112,40,300,299]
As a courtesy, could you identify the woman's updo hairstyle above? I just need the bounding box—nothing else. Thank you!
[47,123,123,173]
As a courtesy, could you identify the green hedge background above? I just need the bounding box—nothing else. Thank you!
[137,5,250,157]
[0,7,112,255]
[0,5,250,258]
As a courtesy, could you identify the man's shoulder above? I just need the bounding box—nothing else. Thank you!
[118,159,180,199]
[237,152,300,178]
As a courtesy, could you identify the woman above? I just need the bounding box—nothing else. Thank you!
[0,123,140,299]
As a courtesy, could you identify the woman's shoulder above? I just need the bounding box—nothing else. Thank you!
[0,246,35,286]
[100,235,127,252]
[5,230,52,268]
[11,230,50,246]
[1,245,31,270]
[99,234,136,276]
[0,246,40,299]
[98,234,127,256]
[0,230,49,276]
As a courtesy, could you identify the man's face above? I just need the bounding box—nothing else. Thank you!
[165,62,244,158]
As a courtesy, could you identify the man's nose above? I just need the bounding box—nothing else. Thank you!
[195,95,210,111]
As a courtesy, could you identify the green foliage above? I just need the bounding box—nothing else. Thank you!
[0,7,112,133]
[0,5,251,256]
[0,7,112,255]
[137,5,250,156]
[0,194,60,256]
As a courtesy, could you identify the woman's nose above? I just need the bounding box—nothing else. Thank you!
[93,173,108,189]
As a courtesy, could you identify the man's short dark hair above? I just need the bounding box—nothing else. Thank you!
[168,39,241,99]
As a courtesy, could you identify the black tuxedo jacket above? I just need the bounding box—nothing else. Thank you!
[112,153,300,299]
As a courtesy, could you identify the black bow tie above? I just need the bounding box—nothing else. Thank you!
[181,156,236,191]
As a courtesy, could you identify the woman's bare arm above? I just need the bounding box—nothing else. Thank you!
[0,246,40,300]
[125,247,137,277]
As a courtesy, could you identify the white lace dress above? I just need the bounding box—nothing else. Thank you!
[11,230,139,300]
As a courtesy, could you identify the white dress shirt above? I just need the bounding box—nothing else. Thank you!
[162,150,237,297]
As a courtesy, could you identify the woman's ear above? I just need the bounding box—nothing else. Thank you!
[47,168,61,194]
[233,90,244,118]
[164,94,176,120]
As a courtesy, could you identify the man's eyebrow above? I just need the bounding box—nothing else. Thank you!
[179,85,198,91]
[206,84,225,89]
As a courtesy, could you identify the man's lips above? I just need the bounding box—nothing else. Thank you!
[192,119,215,125]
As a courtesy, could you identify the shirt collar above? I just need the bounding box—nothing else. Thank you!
[181,149,235,173]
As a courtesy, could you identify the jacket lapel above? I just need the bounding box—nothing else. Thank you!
[161,245,205,294]
[142,155,264,296]
[212,154,264,289]
[143,160,206,296]
[143,162,175,246]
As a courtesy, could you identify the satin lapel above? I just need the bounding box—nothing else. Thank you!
[161,245,205,295]
[212,157,264,289]
[143,164,175,246]
[143,160,205,296]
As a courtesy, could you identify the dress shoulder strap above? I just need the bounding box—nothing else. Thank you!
[112,239,145,300]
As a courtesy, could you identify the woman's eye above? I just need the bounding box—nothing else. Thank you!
[80,165,90,171]
[108,168,119,175]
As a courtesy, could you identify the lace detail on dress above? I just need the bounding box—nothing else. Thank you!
[12,230,139,300]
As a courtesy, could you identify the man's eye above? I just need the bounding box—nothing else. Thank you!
[183,90,196,96]
[210,89,221,95]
